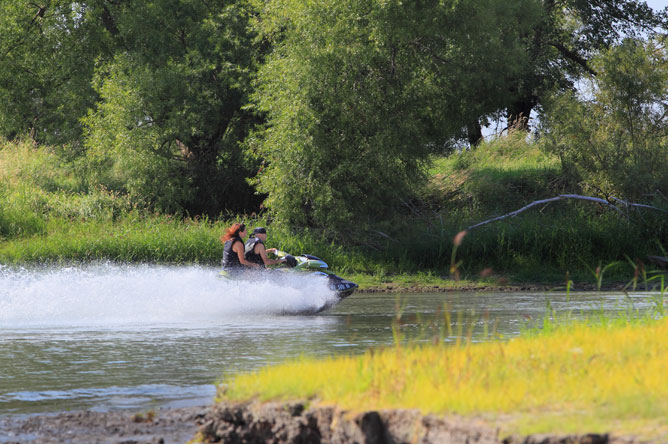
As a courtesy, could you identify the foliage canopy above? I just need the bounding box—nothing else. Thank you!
[0,0,666,235]
[543,38,668,201]
[250,0,541,231]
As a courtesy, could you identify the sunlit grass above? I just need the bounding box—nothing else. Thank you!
[0,215,225,264]
[220,316,668,437]
[347,271,498,292]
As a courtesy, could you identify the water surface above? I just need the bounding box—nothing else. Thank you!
[0,264,659,415]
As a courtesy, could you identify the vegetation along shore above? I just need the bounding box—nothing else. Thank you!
[1,134,666,288]
[0,1,667,282]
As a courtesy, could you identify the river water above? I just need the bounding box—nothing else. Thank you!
[0,263,660,415]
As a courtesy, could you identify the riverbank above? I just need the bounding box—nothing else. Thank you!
[0,406,207,444]
[0,400,647,444]
[354,280,632,293]
[1,213,663,292]
[196,400,645,444]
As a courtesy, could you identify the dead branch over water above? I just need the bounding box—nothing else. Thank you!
[467,194,668,231]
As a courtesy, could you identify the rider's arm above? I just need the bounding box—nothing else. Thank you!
[235,242,259,267]
[256,244,284,266]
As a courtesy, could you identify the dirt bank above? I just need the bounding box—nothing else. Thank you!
[0,406,207,444]
[357,282,631,294]
[0,401,645,443]
[196,401,642,444]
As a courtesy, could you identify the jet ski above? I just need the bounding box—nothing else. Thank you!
[218,250,358,312]
[272,250,358,298]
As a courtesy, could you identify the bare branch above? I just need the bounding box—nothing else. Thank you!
[610,197,668,213]
[466,194,667,231]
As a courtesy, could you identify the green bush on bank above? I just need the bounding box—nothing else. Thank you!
[543,39,668,201]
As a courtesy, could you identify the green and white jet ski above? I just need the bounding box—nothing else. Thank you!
[219,250,358,309]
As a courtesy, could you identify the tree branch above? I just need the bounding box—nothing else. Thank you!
[466,194,667,231]
[548,42,598,76]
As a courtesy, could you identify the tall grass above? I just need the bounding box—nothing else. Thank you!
[0,215,222,264]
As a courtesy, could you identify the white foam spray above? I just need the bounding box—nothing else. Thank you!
[0,263,338,326]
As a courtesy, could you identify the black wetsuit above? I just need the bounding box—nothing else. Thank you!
[244,237,265,267]
[222,235,244,271]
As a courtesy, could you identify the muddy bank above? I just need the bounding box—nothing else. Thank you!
[197,401,641,444]
[0,406,207,444]
[357,282,631,294]
[0,401,644,443]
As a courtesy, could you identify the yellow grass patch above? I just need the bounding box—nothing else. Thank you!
[220,318,668,437]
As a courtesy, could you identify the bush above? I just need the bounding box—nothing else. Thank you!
[0,204,46,239]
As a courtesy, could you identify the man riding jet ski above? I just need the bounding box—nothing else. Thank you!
[244,227,286,268]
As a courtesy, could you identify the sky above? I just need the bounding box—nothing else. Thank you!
[646,0,668,11]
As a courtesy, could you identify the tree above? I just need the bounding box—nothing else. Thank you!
[0,1,114,144]
[506,0,667,132]
[83,0,262,215]
[542,38,668,201]
[250,0,541,232]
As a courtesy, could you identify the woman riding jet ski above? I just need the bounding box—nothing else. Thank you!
[220,223,259,272]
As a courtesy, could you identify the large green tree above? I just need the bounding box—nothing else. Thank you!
[0,1,114,144]
[0,0,262,215]
[543,38,668,201]
[250,0,541,232]
[83,0,261,215]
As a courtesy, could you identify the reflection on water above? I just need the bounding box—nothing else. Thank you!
[0,264,660,414]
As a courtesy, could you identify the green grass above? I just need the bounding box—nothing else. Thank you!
[426,131,562,213]
[0,215,224,264]
[1,212,659,290]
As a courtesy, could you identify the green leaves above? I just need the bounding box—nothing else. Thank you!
[543,38,668,201]
[0,0,665,238]
[82,0,261,215]
[0,1,114,144]
[250,0,542,231]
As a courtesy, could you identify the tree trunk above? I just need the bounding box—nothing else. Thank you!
[507,95,538,131]
[466,120,483,148]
